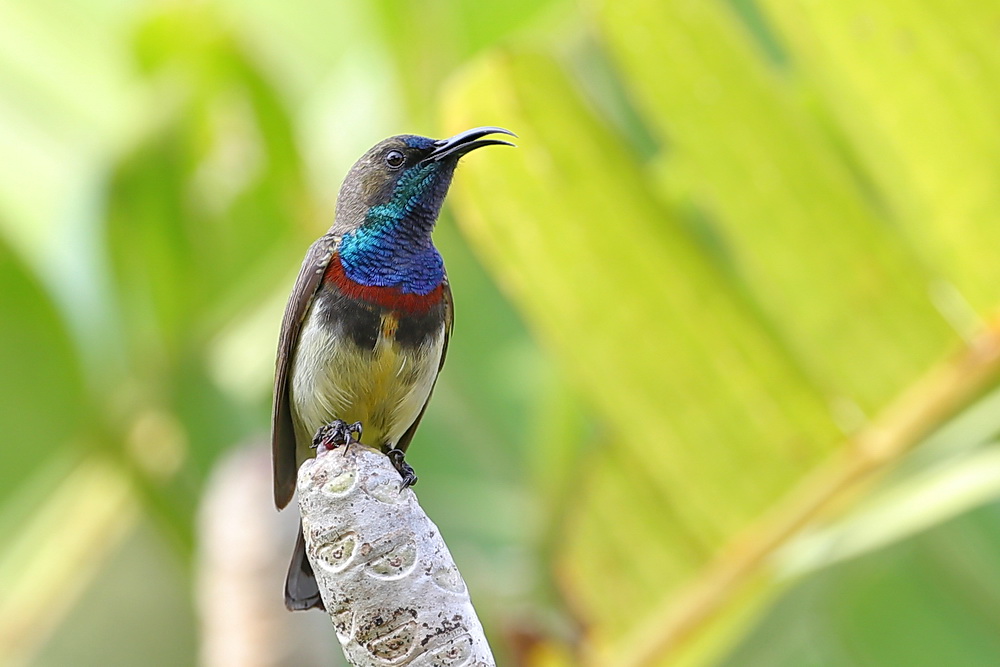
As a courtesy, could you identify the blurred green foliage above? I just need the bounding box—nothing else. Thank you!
[2,0,1000,666]
[0,238,86,504]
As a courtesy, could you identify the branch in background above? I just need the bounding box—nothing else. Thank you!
[611,320,1000,666]
[297,443,495,667]
[197,445,338,667]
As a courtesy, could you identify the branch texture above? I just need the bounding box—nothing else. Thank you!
[297,444,495,667]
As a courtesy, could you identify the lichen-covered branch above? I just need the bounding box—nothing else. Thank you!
[297,444,495,666]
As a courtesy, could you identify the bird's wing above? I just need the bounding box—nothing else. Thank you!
[272,234,338,509]
[394,275,453,454]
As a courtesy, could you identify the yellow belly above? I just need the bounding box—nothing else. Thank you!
[289,311,444,454]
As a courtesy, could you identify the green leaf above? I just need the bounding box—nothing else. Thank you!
[441,7,1000,656]
[597,0,955,412]
[442,49,844,637]
[370,0,571,119]
[0,236,86,507]
[107,5,311,361]
[758,0,1000,314]
[778,384,1000,576]
[725,501,1000,666]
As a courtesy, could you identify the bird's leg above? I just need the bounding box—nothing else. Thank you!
[386,448,418,490]
[346,421,363,455]
[311,419,359,455]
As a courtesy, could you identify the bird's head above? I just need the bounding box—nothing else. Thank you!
[333,126,515,235]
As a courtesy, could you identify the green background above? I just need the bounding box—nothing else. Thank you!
[2,0,1000,665]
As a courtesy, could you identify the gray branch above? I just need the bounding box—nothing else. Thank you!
[297,444,495,666]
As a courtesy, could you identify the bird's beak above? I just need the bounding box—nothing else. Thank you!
[423,126,516,163]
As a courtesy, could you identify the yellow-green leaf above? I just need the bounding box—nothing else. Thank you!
[758,0,1000,314]
[442,49,843,639]
[597,0,956,413]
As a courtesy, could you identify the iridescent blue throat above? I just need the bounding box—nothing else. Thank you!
[338,164,449,296]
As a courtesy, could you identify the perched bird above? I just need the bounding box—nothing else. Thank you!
[271,127,515,611]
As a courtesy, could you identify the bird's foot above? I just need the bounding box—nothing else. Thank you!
[386,448,418,490]
[312,420,363,455]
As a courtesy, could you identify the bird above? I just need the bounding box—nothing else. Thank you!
[271,126,515,611]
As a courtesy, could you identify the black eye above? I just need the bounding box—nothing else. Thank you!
[385,150,405,169]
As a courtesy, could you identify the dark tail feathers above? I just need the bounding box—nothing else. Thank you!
[284,523,325,611]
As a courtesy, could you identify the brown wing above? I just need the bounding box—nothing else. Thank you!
[272,234,338,509]
[394,275,454,454]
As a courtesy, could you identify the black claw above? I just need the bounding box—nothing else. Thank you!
[386,448,418,490]
[311,419,359,455]
[346,421,363,456]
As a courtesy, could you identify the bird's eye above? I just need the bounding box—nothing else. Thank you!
[385,150,405,169]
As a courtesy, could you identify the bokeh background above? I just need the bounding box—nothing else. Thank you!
[3,0,1000,665]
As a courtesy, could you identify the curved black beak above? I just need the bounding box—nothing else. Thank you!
[424,126,516,163]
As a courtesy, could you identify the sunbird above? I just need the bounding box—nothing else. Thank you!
[271,127,515,610]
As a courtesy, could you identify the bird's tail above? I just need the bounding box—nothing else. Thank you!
[285,523,325,611]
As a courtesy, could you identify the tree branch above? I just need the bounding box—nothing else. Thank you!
[297,444,495,666]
